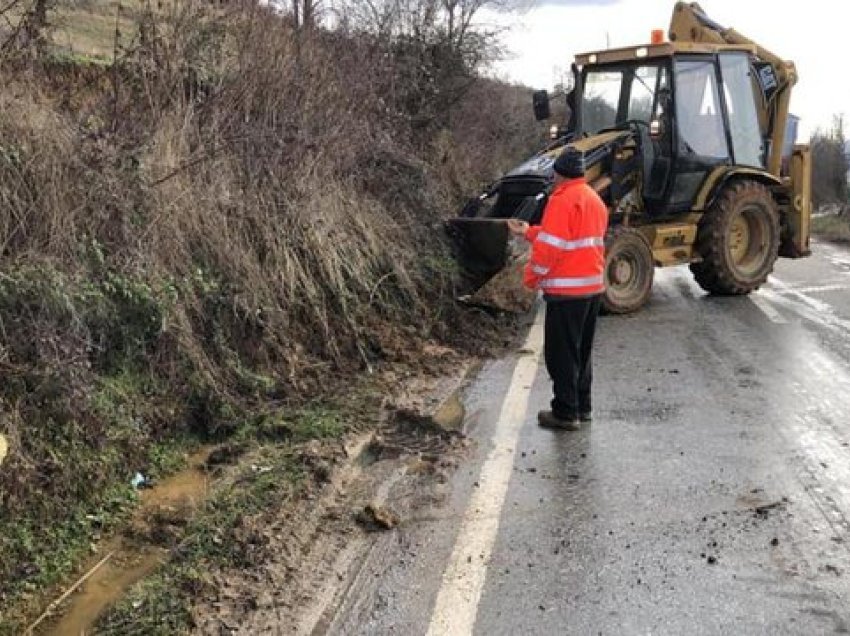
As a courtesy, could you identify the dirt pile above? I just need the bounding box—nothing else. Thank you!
[463,251,536,314]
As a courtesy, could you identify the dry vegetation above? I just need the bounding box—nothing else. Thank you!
[0,0,542,627]
[810,117,850,242]
[812,209,850,243]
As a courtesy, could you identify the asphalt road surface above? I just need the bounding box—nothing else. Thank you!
[326,240,850,636]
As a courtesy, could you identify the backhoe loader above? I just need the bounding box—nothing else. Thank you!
[448,1,811,314]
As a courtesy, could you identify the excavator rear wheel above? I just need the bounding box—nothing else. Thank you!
[601,228,654,314]
[690,180,780,295]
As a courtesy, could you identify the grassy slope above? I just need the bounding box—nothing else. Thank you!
[4,0,138,60]
[1,1,310,622]
[51,6,135,59]
[0,2,540,632]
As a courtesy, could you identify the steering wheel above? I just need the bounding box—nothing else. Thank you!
[623,119,651,135]
[596,119,650,136]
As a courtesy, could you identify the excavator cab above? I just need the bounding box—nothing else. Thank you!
[572,47,773,216]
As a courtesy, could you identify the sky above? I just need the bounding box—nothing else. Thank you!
[488,0,846,142]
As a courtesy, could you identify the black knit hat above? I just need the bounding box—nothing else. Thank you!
[553,148,585,178]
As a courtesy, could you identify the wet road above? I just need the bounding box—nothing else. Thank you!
[326,241,850,635]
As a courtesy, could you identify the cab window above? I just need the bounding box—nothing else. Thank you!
[627,66,660,122]
[674,59,729,160]
[581,63,668,135]
[581,70,621,133]
[719,52,764,167]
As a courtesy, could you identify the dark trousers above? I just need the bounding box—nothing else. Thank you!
[544,295,601,420]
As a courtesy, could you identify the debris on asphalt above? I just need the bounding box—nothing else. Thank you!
[753,501,785,517]
[357,502,400,531]
[823,564,843,576]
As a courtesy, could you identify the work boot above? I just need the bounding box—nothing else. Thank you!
[537,410,581,431]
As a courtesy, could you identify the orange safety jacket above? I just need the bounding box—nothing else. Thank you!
[523,177,608,297]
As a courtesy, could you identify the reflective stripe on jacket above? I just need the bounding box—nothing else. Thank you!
[523,177,608,297]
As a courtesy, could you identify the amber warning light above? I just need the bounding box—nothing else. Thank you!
[651,29,665,44]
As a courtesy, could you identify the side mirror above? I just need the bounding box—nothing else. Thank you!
[533,90,551,121]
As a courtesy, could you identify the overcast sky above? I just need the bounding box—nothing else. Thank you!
[489,0,845,142]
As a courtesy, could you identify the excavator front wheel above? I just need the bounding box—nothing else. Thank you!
[602,228,655,314]
[690,180,780,295]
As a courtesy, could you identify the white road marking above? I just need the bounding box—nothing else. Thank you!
[784,347,850,521]
[775,283,850,295]
[768,276,833,312]
[426,306,545,636]
[816,241,850,271]
[761,277,850,337]
[750,293,788,324]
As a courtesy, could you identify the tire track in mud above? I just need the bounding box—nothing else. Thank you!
[190,387,475,634]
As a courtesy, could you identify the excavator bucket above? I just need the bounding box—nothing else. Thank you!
[446,218,510,278]
[446,218,536,313]
[445,165,550,313]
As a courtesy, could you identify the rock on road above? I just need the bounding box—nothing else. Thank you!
[323,240,850,635]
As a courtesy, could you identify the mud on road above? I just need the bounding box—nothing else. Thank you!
[188,370,478,635]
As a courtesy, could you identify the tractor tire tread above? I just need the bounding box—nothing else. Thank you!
[690,180,780,295]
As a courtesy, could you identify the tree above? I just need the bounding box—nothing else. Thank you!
[291,0,323,30]
[811,114,849,211]
[331,0,524,134]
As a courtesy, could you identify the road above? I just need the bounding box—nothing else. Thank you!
[324,240,850,635]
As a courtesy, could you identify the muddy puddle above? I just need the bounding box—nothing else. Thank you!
[32,447,213,636]
[432,392,465,431]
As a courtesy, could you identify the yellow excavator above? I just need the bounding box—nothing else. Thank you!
[448,1,811,313]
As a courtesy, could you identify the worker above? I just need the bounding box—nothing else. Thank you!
[507,148,608,430]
